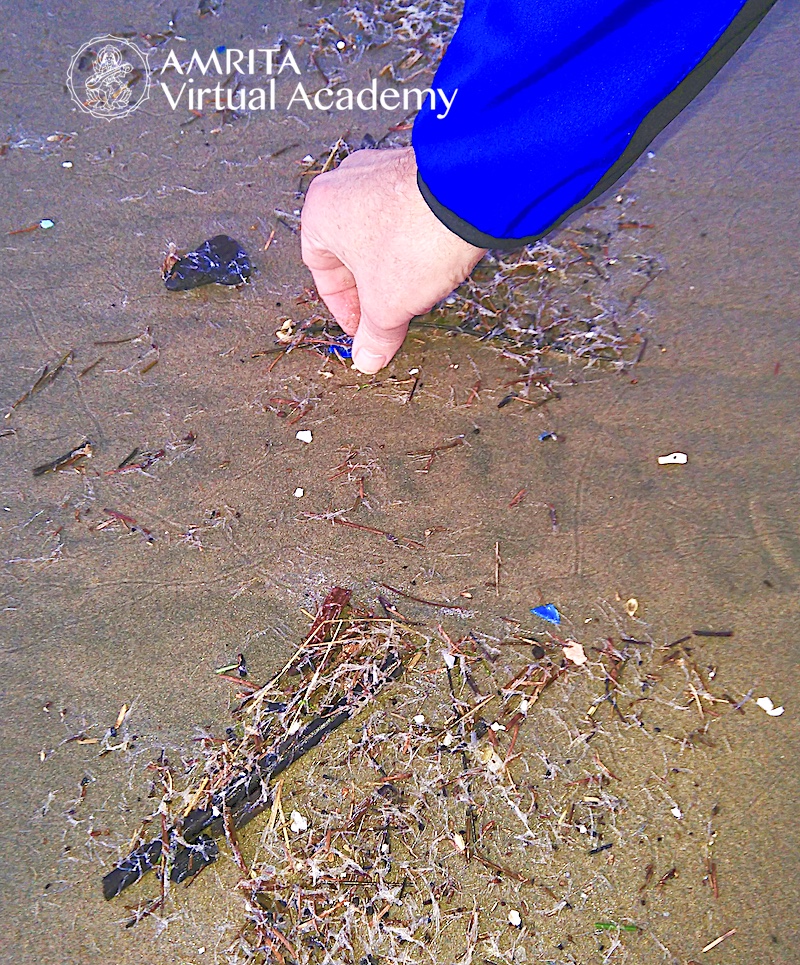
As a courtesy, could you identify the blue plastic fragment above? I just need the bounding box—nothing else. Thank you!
[531,604,561,625]
[215,45,227,54]
[538,431,557,442]
[327,339,353,360]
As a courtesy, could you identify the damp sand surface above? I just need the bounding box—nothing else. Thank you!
[0,2,798,964]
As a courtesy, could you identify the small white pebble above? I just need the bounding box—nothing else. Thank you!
[756,696,785,716]
[508,909,522,928]
[296,430,313,444]
[670,806,682,819]
[61,161,73,169]
[413,714,425,725]
[289,810,308,833]
[198,948,206,956]
[293,487,304,498]
[657,452,688,465]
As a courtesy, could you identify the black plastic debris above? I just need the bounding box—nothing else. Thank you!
[163,235,251,291]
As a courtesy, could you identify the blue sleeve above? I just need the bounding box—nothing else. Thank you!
[412,0,776,248]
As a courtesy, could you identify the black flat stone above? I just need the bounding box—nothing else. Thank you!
[164,234,251,291]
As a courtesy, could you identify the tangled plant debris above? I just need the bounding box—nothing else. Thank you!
[84,590,757,963]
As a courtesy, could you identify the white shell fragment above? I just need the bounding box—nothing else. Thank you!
[657,452,688,465]
[452,832,466,852]
[476,744,506,775]
[508,909,522,928]
[293,487,304,498]
[562,640,588,665]
[756,696,785,717]
[296,430,313,443]
[289,810,308,833]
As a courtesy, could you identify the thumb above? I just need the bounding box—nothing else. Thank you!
[351,297,413,374]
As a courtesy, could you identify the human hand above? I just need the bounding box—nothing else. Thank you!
[301,146,487,374]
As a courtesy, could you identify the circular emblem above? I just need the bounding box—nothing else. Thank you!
[67,35,151,120]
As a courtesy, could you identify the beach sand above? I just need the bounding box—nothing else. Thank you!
[0,2,797,963]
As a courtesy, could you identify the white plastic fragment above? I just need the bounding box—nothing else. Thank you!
[289,810,308,833]
[442,650,456,669]
[61,161,73,168]
[302,154,314,163]
[296,430,313,444]
[657,452,688,465]
[508,909,522,928]
[562,640,588,665]
[413,714,425,725]
[490,721,506,732]
[336,40,346,50]
[756,696,785,717]
[39,218,55,229]
[670,806,682,820]
[293,487,304,498]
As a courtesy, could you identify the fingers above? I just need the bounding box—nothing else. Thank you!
[351,296,413,374]
[309,262,361,336]
[301,231,360,336]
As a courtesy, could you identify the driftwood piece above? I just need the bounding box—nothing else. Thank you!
[102,647,402,899]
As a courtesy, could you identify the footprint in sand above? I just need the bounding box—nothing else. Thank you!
[749,493,800,585]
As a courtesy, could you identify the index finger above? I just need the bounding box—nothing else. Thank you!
[300,230,361,335]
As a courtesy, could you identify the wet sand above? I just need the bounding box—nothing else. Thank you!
[0,2,797,963]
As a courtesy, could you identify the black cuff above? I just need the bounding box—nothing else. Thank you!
[417,172,542,250]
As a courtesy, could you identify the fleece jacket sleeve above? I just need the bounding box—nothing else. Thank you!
[412,0,777,249]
